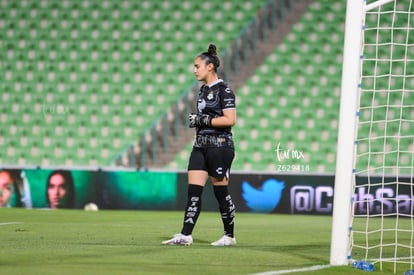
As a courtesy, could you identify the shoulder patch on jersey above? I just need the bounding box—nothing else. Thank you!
[225,88,232,93]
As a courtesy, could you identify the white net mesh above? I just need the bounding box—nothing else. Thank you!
[351,0,414,273]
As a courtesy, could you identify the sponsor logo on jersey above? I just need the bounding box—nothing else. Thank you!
[198,99,206,113]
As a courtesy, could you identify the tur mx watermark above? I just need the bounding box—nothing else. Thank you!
[42,101,70,116]
[275,142,310,172]
[275,142,304,162]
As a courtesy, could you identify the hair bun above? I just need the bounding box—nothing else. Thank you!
[208,44,217,56]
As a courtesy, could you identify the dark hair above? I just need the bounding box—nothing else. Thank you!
[46,170,75,208]
[198,44,220,71]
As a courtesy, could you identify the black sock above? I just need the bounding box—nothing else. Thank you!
[213,185,236,238]
[181,184,203,236]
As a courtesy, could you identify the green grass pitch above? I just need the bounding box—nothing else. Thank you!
[0,209,407,274]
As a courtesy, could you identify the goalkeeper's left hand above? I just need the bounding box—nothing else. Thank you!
[188,113,212,128]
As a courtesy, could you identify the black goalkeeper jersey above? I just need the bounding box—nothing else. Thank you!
[194,79,236,147]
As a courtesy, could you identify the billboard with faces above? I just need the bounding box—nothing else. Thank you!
[1,167,411,215]
[0,168,176,210]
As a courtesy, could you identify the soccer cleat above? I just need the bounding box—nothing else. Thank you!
[211,235,237,246]
[162,234,193,246]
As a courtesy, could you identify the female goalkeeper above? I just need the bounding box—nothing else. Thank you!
[162,44,237,246]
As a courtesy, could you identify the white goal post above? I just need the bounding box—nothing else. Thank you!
[330,0,413,271]
[329,0,366,266]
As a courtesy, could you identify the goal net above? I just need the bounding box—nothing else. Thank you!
[351,0,414,273]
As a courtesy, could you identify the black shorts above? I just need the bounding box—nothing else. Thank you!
[187,147,235,179]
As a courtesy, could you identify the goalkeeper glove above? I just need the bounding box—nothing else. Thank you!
[188,113,212,128]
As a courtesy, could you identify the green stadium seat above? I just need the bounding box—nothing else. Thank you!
[0,0,347,170]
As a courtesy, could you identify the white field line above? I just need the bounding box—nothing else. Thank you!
[369,257,414,262]
[0,222,24,226]
[245,264,331,275]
